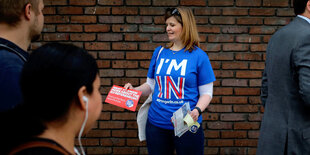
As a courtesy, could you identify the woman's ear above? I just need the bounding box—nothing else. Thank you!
[77,86,88,111]
[24,3,32,20]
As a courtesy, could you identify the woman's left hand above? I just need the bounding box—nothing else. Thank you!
[190,109,199,122]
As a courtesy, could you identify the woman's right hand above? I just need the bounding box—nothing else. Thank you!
[124,83,134,89]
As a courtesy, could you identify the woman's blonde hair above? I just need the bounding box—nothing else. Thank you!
[165,7,200,52]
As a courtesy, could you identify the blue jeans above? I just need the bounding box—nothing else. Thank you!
[146,120,204,155]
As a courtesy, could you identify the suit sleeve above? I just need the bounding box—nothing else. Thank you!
[293,38,310,106]
[261,68,268,107]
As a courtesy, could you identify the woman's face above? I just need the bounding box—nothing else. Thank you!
[166,16,183,43]
[84,75,102,133]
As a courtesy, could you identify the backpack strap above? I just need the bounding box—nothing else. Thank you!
[9,140,71,155]
[0,44,27,62]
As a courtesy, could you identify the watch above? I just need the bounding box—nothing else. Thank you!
[194,107,202,116]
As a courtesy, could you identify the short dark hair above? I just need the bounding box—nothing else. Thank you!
[0,0,40,26]
[20,43,98,123]
[294,0,309,15]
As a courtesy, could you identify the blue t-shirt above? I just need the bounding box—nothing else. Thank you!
[147,46,216,130]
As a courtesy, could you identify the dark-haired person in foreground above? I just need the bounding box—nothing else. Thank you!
[2,43,102,155]
[257,0,310,154]
[0,0,45,111]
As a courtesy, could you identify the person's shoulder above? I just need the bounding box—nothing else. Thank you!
[14,147,65,155]
[191,47,208,57]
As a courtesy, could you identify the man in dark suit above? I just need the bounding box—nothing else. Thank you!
[0,0,44,111]
[257,0,310,154]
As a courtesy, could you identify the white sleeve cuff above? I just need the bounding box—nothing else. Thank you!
[199,82,213,98]
[146,78,155,93]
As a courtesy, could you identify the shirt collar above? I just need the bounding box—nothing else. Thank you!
[297,15,310,24]
[0,37,29,60]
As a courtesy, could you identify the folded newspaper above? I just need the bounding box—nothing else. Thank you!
[171,102,191,137]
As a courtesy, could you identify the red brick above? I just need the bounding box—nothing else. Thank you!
[96,60,110,68]
[207,105,232,112]
[234,122,260,129]
[208,140,234,146]
[236,35,261,43]
[85,42,110,50]
[112,78,139,86]
[112,130,137,137]
[126,52,152,60]
[208,0,234,6]
[180,0,206,6]
[139,25,165,32]
[237,17,263,25]
[112,7,138,15]
[87,147,112,154]
[222,79,248,87]
[43,33,69,41]
[207,122,233,129]
[222,8,248,15]
[153,34,169,42]
[235,139,258,146]
[214,70,234,78]
[153,0,178,6]
[208,53,234,61]
[84,7,110,14]
[100,78,111,86]
[99,52,124,59]
[222,26,248,34]
[112,61,138,68]
[221,113,248,121]
[205,130,220,138]
[264,17,291,25]
[98,0,123,5]
[84,25,110,32]
[194,8,221,15]
[127,16,152,24]
[86,130,111,137]
[263,0,289,7]
[112,25,138,32]
[71,16,97,23]
[263,35,272,43]
[213,87,233,95]
[79,138,100,146]
[197,26,221,33]
[113,147,138,154]
[45,16,70,23]
[70,33,96,41]
[200,43,221,52]
[248,131,260,138]
[99,112,111,120]
[112,42,137,50]
[98,33,123,41]
[236,71,262,78]
[57,7,83,14]
[221,131,247,138]
[235,88,260,95]
[196,16,209,24]
[222,62,248,69]
[220,147,247,155]
[69,0,96,5]
[249,113,263,121]
[235,53,262,61]
[154,16,165,24]
[234,105,259,112]
[236,0,261,6]
[126,121,138,129]
[277,8,295,16]
[223,44,249,51]
[139,43,162,50]
[99,121,125,129]
[250,62,265,70]
[140,8,165,15]
[126,69,148,77]
[43,25,55,32]
[127,139,146,146]
[99,16,124,23]
[102,104,125,111]
[205,148,219,155]
[249,8,275,16]
[100,138,125,146]
[250,79,262,87]
[249,96,262,104]
[125,34,152,41]
[211,61,221,69]
[43,7,56,14]
[222,97,248,104]
[57,25,82,32]
[251,44,267,52]
[99,69,124,77]
[250,26,276,34]
[249,148,257,155]
[210,17,236,25]
[44,0,67,5]
[126,0,151,5]
[140,61,151,68]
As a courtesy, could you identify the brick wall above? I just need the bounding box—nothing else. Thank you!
[36,0,295,154]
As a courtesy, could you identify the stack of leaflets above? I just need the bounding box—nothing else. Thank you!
[171,102,191,137]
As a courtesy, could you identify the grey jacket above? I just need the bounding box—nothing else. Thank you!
[257,17,310,154]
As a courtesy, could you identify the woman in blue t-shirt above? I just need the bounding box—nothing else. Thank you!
[124,7,216,155]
